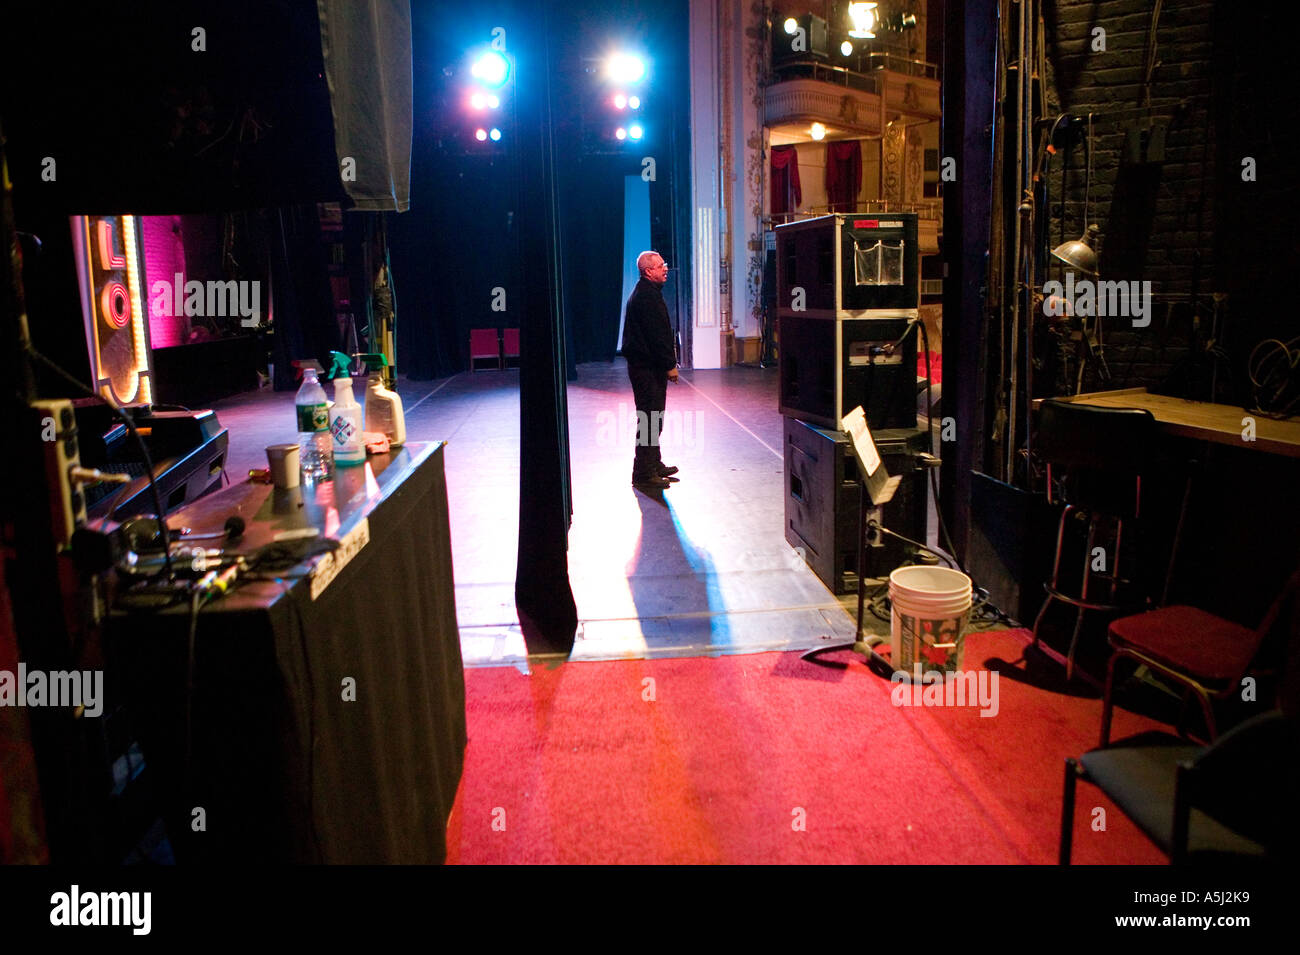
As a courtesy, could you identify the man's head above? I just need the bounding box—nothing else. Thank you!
[637,250,669,286]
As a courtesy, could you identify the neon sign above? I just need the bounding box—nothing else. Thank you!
[72,215,154,405]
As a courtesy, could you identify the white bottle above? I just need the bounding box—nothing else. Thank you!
[330,377,366,467]
[365,372,406,447]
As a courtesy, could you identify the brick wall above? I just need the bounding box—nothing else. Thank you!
[1041,1,1297,403]
[139,215,187,349]
[1040,1,1213,395]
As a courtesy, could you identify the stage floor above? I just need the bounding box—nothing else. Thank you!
[211,361,938,669]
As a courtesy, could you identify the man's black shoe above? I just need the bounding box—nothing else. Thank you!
[632,474,671,489]
[657,465,679,477]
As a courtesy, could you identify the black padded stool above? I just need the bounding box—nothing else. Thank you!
[1031,399,1158,682]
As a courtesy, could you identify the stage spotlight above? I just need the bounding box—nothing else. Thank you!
[628,95,640,109]
[471,50,509,87]
[840,40,853,56]
[615,127,627,141]
[470,92,486,109]
[810,122,826,141]
[614,93,627,109]
[489,128,502,141]
[847,2,878,38]
[628,124,643,140]
[607,53,646,85]
[783,17,798,34]
[475,128,488,141]
[487,94,500,109]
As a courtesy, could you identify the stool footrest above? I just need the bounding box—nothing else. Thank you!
[1041,585,1144,615]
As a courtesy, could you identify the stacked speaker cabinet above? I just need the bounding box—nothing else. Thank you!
[776,213,918,431]
[776,213,925,593]
[784,419,928,594]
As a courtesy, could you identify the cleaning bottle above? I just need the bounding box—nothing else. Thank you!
[358,353,405,448]
[330,376,366,467]
[295,367,333,479]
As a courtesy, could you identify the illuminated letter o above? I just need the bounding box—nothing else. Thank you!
[101,282,131,328]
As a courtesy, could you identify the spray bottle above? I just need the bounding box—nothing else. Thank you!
[357,353,406,448]
[329,375,366,467]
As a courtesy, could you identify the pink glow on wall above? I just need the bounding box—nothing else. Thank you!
[140,215,187,348]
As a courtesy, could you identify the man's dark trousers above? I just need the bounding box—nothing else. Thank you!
[628,362,666,480]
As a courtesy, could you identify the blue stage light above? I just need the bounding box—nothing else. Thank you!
[607,53,645,85]
[471,51,509,87]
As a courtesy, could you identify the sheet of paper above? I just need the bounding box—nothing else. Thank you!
[840,406,882,476]
[310,517,371,600]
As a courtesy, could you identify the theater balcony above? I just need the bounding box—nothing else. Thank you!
[764,53,940,140]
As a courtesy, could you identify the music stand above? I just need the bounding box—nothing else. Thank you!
[801,407,900,667]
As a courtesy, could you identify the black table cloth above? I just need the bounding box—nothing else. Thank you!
[106,441,465,864]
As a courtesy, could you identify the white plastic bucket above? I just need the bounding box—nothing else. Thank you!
[889,566,972,678]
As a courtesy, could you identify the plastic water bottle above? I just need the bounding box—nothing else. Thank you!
[296,368,333,479]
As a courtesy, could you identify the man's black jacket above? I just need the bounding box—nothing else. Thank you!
[621,277,677,372]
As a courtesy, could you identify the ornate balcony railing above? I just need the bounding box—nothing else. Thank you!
[765,198,943,228]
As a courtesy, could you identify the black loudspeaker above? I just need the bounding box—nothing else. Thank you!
[775,214,919,430]
[966,472,1058,625]
[776,214,919,313]
[779,314,916,431]
[784,417,928,593]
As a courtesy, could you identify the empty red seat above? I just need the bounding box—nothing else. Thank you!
[469,328,500,371]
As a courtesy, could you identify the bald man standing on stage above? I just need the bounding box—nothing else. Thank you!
[621,250,680,489]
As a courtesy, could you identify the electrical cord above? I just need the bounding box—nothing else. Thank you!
[867,519,956,569]
[914,318,964,573]
[1248,336,1300,418]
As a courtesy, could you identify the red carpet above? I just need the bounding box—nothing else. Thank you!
[446,628,1168,864]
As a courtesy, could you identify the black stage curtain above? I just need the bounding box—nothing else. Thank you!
[1,0,410,216]
[389,0,685,380]
[2,1,342,215]
[559,157,626,366]
[266,205,346,390]
[316,0,413,212]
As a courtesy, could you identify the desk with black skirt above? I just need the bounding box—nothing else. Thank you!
[105,441,465,864]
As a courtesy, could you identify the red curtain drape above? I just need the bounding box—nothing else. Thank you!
[825,141,862,213]
[770,145,802,216]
